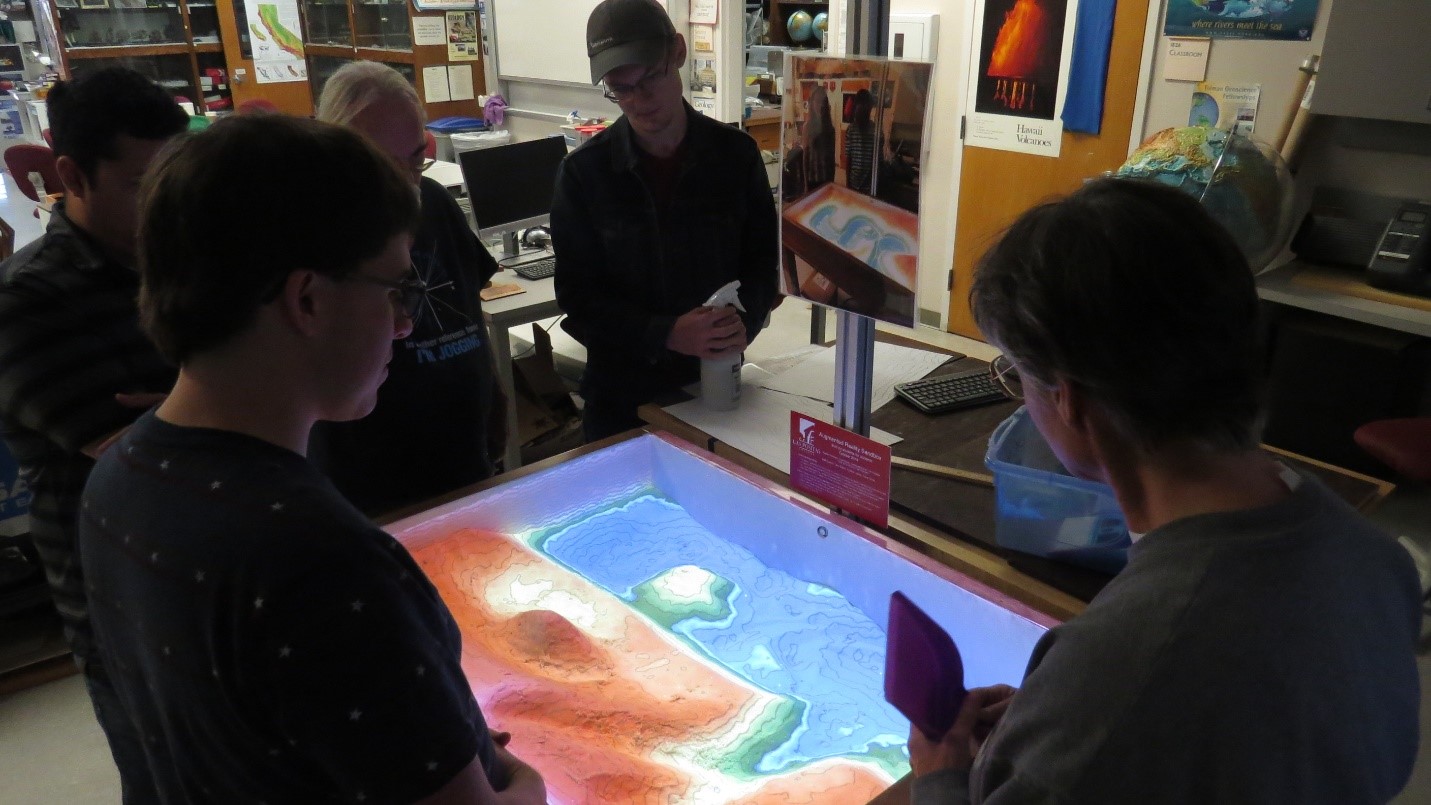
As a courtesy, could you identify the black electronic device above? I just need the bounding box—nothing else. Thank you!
[512,258,556,281]
[894,369,1008,415]
[1366,201,1431,298]
[459,136,568,255]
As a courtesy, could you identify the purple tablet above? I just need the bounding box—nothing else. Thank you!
[885,591,967,740]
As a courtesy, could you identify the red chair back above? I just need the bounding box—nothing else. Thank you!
[238,99,280,115]
[424,129,438,160]
[4,144,63,202]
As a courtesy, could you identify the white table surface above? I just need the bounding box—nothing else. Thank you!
[422,159,464,190]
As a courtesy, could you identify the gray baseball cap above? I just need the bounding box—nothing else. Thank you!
[586,0,677,85]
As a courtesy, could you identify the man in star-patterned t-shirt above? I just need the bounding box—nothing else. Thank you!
[77,114,545,803]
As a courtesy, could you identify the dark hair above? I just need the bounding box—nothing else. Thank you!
[138,115,420,364]
[851,89,873,129]
[47,66,190,180]
[970,177,1265,453]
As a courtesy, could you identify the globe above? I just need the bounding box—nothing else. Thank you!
[813,12,829,45]
[787,10,813,43]
[1115,126,1295,272]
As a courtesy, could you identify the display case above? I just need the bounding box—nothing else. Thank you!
[308,51,409,98]
[299,0,484,121]
[33,0,233,112]
[53,0,188,49]
[298,0,348,47]
[350,0,407,51]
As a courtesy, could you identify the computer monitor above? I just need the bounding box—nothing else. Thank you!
[458,135,568,254]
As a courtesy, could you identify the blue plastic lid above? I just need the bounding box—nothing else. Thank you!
[426,116,487,133]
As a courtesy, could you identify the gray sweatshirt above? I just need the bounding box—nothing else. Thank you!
[914,474,1421,804]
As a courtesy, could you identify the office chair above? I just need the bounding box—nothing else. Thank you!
[4,143,62,203]
[1355,418,1431,483]
[0,214,13,260]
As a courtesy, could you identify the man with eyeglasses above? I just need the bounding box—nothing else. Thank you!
[78,113,546,805]
[311,61,507,516]
[907,179,1420,804]
[551,0,779,441]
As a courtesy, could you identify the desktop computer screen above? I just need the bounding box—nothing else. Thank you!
[458,135,569,243]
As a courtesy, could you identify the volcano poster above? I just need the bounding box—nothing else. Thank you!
[964,0,1078,157]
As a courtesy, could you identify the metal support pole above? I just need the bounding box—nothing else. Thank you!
[830,0,887,437]
[833,311,876,435]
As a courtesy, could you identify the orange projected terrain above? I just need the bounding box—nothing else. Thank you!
[411,527,894,804]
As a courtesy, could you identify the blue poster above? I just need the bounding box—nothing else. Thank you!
[1164,0,1319,41]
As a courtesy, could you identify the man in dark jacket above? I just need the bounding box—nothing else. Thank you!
[552,0,778,441]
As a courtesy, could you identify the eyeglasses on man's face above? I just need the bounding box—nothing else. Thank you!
[346,265,428,323]
[602,61,669,103]
[990,354,1023,400]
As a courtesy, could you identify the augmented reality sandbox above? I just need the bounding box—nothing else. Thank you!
[388,433,1052,804]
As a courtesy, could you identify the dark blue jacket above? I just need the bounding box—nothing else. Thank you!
[551,102,778,407]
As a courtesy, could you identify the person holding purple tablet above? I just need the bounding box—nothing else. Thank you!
[909,178,1420,804]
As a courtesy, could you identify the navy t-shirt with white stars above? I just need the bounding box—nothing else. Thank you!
[78,411,499,804]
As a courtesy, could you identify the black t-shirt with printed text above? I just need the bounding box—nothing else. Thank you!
[310,177,501,516]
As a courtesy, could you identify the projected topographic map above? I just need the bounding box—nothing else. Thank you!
[410,492,910,804]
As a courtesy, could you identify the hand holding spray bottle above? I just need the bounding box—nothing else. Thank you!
[699,280,744,411]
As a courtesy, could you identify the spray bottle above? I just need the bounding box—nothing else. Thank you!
[699,280,745,411]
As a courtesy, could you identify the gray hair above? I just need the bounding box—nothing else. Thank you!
[316,61,422,126]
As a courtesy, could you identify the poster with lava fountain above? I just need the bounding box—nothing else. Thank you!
[964,0,1078,157]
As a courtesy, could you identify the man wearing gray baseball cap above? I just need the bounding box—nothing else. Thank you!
[552,0,779,441]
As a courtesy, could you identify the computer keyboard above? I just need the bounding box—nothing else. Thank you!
[894,369,1009,415]
[512,258,556,281]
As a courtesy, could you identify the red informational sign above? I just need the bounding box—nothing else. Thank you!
[789,412,892,528]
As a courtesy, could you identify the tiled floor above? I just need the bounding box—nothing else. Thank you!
[1,169,1428,803]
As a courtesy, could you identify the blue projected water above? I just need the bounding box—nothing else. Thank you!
[534,492,911,777]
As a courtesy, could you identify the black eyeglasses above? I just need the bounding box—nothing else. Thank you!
[602,61,669,103]
[346,265,428,323]
[990,354,1023,400]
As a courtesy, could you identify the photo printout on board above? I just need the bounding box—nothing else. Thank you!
[779,56,935,330]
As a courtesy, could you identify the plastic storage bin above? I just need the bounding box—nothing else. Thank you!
[984,406,1131,573]
[425,116,488,162]
[450,129,512,158]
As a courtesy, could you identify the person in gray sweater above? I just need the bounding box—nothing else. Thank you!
[910,178,1422,804]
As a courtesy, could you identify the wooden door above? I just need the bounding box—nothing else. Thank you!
[946,0,1152,339]
[216,0,314,115]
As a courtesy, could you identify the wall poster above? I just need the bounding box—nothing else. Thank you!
[1189,81,1261,135]
[446,11,480,61]
[963,0,1079,158]
[1164,0,1319,41]
[246,0,307,84]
